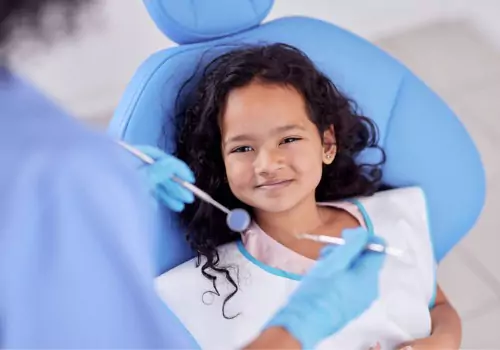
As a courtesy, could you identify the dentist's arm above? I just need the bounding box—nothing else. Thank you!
[244,228,386,350]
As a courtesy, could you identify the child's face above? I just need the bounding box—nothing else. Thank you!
[220,81,335,214]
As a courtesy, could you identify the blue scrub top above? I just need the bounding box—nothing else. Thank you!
[0,68,198,348]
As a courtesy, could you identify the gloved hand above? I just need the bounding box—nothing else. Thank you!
[135,145,195,212]
[266,227,386,349]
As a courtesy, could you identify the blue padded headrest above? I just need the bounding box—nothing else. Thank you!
[143,0,274,44]
[109,3,485,275]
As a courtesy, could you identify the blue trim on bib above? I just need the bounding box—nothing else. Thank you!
[349,199,375,235]
[236,199,376,281]
[236,241,303,281]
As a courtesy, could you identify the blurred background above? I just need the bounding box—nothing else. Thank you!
[11,1,500,348]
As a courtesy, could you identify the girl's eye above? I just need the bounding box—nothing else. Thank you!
[231,146,254,153]
[280,137,302,145]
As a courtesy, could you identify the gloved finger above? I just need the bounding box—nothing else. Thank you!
[352,236,386,276]
[166,157,196,183]
[317,227,369,260]
[136,146,196,183]
[156,184,193,206]
[145,163,193,189]
[318,227,370,272]
[145,154,195,185]
[135,145,168,161]
[156,188,185,212]
[146,167,171,187]
[318,243,337,259]
[369,235,386,249]
[159,181,195,204]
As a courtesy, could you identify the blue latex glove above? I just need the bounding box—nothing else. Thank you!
[135,145,195,212]
[266,228,386,349]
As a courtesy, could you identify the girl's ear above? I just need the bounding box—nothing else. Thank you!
[322,125,336,165]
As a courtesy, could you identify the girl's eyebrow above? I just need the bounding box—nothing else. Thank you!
[224,124,306,145]
[224,133,253,145]
[274,124,306,133]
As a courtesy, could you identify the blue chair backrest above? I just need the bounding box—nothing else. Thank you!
[108,0,485,275]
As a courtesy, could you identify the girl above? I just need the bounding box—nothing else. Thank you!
[154,43,461,350]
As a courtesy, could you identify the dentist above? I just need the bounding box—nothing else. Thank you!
[0,1,384,348]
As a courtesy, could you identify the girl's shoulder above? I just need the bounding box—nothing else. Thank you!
[354,186,428,214]
[320,186,427,213]
[320,186,425,204]
[318,186,428,236]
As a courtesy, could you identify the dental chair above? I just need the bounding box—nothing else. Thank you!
[108,0,485,276]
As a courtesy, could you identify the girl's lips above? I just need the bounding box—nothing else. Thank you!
[256,179,293,190]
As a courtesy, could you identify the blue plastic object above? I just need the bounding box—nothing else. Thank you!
[227,208,252,233]
[143,0,274,44]
[108,1,485,274]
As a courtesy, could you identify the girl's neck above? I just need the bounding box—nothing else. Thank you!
[253,195,327,243]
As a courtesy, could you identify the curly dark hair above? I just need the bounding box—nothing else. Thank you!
[0,0,94,58]
[172,43,386,318]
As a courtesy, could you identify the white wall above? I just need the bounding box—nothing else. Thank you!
[9,0,500,120]
[268,0,461,38]
[11,0,171,119]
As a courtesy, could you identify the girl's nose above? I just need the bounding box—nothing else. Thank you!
[253,148,285,177]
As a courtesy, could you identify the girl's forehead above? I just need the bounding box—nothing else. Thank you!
[225,110,308,129]
[221,82,312,135]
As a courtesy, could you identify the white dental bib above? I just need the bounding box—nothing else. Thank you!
[155,187,436,349]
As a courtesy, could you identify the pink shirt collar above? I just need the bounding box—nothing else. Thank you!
[241,201,366,275]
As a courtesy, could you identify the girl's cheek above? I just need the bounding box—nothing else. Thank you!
[225,159,253,185]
